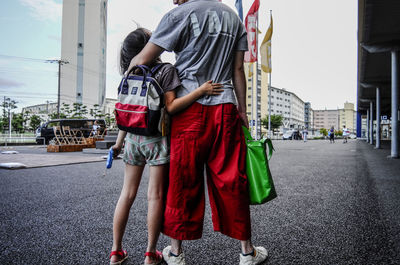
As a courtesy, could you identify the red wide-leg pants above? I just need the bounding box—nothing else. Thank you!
[162,103,251,241]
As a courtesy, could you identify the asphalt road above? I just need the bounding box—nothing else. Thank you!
[0,139,399,264]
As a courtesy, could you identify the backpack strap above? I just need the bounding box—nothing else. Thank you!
[150,63,168,76]
[126,65,150,77]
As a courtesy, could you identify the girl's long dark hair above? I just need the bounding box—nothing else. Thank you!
[119,28,151,74]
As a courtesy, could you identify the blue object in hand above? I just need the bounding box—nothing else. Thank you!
[106,148,114,169]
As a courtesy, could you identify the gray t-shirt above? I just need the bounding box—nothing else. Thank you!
[150,0,248,105]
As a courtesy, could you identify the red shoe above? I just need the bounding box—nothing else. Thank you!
[144,250,163,265]
[110,250,128,265]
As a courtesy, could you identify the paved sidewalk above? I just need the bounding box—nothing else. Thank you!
[0,140,399,264]
[0,146,105,168]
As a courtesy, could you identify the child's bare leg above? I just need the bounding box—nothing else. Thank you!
[111,164,144,262]
[145,164,167,263]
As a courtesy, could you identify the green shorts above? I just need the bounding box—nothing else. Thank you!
[123,133,170,166]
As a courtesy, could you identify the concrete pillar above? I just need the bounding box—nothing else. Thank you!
[357,112,362,138]
[391,50,399,158]
[366,109,370,142]
[370,101,374,145]
[376,87,381,149]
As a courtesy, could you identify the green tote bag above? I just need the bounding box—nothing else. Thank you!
[242,126,277,205]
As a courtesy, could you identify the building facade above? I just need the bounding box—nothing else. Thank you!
[313,109,340,131]
[289,92,305,129]
[104,98,117,115]
[245,63,267,136]
[60,0,107,111]
[304,102,314,130]
[314,102,356,133]
[244,64,311,135]
[22,102,58,115]
[339,102,356,133]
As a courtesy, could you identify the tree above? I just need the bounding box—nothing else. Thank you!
[30,115,42,131]
[104,112,116,128]
[49,112,66,119]
[261,115,283,131]
[90,104,105,119]
[72,103,88,118]
[320,128,328,136]
[60,102,72,118]
[11,113,25,133]
[1,98,18,133]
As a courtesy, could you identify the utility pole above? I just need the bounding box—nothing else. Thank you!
[46,59,69,118]
[3,97,12,138]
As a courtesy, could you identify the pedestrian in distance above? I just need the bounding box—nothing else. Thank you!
[342,125,349,143]
[90,120,100,137]
[127,0,269,264]
[302,128,308,142]
[109,28,223,265]
[329,127,335,143]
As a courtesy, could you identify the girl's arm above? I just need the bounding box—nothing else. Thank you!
[164,80,223,115]
[111,130,127,157]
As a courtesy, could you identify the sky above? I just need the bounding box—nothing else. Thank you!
[0,0,358,112]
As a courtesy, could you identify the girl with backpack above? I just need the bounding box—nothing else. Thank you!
[109,28,223,265]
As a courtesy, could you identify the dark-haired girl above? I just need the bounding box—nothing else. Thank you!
[109,28,222,265]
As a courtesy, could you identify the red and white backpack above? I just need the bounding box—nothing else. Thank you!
[115,64,165,136]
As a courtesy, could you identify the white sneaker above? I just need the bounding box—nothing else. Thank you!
[162,246,185,265]
[239,246,268,265]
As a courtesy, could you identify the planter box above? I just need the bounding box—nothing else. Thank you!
[47,144,95,152]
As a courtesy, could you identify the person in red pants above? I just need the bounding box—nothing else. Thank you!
[128,1,268,264]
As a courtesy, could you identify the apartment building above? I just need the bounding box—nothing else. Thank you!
[245,63,268,136]
[314,109,339,130]
[304,102,314,130]
[290,92,305,129]
[339,102,356,133]
[314,102,356,132]
[60,0,108,110]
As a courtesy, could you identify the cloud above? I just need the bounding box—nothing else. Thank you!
[19,0,62,22]
[48,34,61,42]
[0,77,25,88]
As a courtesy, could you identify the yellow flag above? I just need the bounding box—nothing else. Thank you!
[260,14,273,73]
[248,62,254,77]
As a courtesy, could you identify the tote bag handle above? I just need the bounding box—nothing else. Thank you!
[242,126,274,161]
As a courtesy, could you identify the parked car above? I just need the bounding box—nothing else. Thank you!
[36,119,106,144]
[282,130,302,140]
[282,131,294,140]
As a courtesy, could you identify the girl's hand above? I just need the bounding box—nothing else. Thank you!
[199,80,224,96]
[111,144,122,158]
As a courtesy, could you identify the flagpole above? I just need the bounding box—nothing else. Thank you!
[268,72,271,138]
[255,7,259,140]
[268,10,272,139]
[251,66,254,136]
